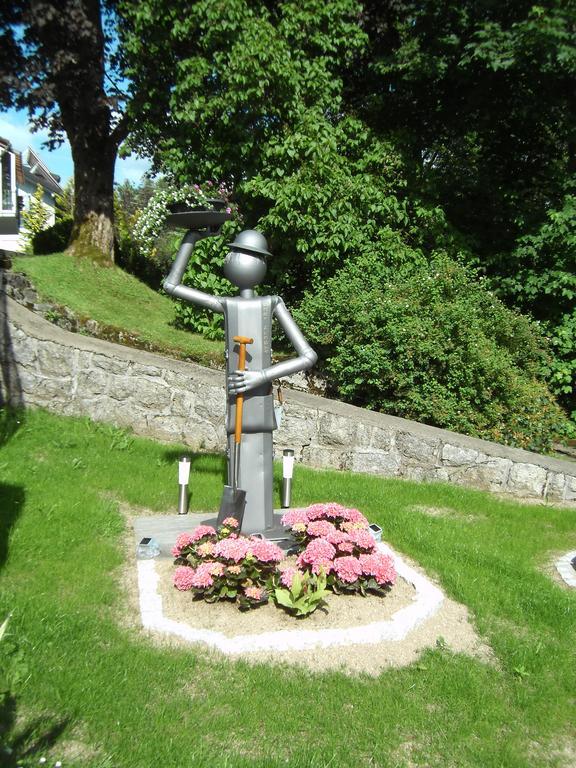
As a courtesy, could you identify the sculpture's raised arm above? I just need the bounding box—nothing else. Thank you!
[163,230,224,314]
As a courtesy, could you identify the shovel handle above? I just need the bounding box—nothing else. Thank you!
[233,335,253,444]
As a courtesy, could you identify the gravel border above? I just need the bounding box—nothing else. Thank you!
[136,542,445,653]
[555,550,576,587]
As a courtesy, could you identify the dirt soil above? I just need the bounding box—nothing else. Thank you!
[119,512,494,677]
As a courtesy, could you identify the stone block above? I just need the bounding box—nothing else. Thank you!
[131,363,162,377]
[318,412,357,445]
[92,353,128,375]
[441,443,479,466]
[10,338,38,367]
[107,376,132,402]
[396,432,440,464]
[37,344,72,378]
[25,374,72,402]
[544,472,566,502]
[368,425,394,451]
[76,368,108,396]
[277,406,318,447]
[564,475,576,502]
[134,378,172,410]
[404,466,450,484]
[170,390,196,418]
[194,387,226,421]
[347,448,401,476]
[507,463,547,498]
[301,444,346,470]
[474,454,512,488]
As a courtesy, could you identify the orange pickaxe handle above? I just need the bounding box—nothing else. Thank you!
[233,335,253,444]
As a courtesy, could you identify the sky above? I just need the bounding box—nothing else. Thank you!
[0,108,151,187]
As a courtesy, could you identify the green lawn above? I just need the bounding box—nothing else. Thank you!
[11,253,224,368]
[1,408,575,767]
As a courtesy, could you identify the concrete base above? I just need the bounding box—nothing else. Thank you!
[133,510,294,558]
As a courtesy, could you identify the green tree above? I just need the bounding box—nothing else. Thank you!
[0,1,131,263]
[21,185,50,254]
[356,0,576,257]
[295,251,570,451]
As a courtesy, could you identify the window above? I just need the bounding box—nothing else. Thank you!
[1,151,14,210]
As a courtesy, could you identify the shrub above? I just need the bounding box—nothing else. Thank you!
[32,218,73,255]
[21,185,51,254]
[280,503,396,598]
[295,250,570,452]
[172,518,284,610]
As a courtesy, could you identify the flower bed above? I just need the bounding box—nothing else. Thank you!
[172,505,396,618]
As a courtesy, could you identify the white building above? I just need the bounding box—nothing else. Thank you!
[0,136,63,253]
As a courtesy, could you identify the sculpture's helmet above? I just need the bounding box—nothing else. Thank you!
[228,230,272,259]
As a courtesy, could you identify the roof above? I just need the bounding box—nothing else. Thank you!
[0,136,63,196]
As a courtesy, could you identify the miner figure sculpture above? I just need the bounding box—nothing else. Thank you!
[164,227,317,535]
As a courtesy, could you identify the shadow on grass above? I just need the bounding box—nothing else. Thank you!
[0,483,25,573]
[0,274,24,417]
[1,693,70,767]
[162,448,227,483]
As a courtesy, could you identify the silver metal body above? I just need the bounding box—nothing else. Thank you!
[164,229,317,534]
[177,485,189,515]
[281,477,292,509]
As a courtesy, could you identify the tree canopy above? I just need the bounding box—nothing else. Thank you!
[0,0,130,262]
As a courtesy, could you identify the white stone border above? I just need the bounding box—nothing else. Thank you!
[555,550,576,587]
[137,543,445,654]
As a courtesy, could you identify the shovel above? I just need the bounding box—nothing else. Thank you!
[217,335,254,528]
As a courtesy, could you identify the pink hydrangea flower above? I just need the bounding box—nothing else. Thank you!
[306,520,337,539]
[297,537,335,575]
[190,562,215,588]
[341,520,367,532]
[171,532,195,556]
[337,540,354,554]
[173,565,195,591]
[359,553,396,585]
[306,502,342,521]
[281,508,310,526]
[325,528,351,546]
[197,541,216,557]
[347,529,376,552]
[190,525,217,542]
[209,562,225,577]
[247,538,284,563]
[227,565,242,575]
[279,566,298,589]
[221,517,239,529]
[333,555,363,584]
[344,507,369,525]
[244,586,265,601]
[214,537,250,562]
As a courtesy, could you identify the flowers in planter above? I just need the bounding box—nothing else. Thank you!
[172,518,284,610]
[133,179,238,262]
[282,503,396,597]
[172,505,396,617]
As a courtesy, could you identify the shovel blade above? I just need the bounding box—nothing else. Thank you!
[217,485,246,528]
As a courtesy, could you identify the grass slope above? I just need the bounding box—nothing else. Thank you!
[1,409,575,767]
[12,254,224,367]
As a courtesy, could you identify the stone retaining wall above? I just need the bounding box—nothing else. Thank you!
[2,288,575,504]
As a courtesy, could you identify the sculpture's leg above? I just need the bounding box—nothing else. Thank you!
[227,432,274,533]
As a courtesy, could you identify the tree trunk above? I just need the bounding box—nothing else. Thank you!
[66,138,117,264]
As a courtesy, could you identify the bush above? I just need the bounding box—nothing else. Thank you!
[32,218,73,254]
[295,250,570,452]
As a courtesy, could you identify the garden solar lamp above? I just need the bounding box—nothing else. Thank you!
[178,456,191,515]
[281,449,295,509]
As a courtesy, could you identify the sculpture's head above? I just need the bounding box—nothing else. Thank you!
[224,230,271,289]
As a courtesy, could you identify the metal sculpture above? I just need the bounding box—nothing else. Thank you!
[164,222,317,535]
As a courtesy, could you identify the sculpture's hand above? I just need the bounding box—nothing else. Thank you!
[228,370,266,395]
